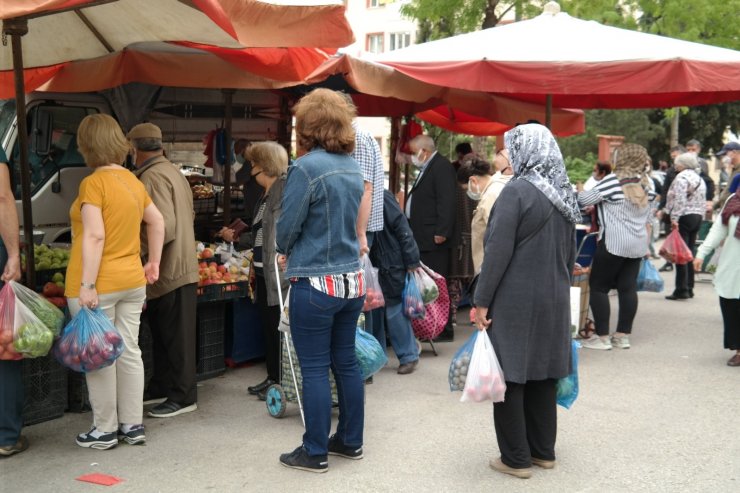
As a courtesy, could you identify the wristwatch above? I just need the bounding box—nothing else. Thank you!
[80,282,96,289]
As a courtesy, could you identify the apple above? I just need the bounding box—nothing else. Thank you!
[201,248,214,259]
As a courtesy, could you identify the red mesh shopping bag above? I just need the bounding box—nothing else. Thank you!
[659,229,693,265]
[411,264,450,340]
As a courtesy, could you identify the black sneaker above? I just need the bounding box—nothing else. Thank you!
[147,400,198,418]
[76,428,117,450]
[328,434,363,460]
[248,378,275,395]
[0,436,29,457]
[279,446,328,473]
[118,425,146,445]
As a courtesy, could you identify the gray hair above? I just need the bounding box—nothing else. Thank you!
[409,134,436,152]
[674,152,699,171]
[686,139,702,149]
[132,137,162,152]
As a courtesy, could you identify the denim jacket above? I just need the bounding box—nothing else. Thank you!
[276,148,364,278]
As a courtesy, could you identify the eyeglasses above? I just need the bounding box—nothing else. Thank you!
[251,170,262,179]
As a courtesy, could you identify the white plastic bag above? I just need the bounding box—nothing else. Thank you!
[460,330,506,403]
[360,254,385,311]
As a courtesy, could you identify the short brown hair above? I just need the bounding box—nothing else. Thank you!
[293,89,356,154]
[77,114,130,168]
[246,141,288,177]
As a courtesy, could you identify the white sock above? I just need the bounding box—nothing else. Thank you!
[88,428,108,438]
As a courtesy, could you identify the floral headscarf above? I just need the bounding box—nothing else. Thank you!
[504,124,581,224]
[612,143,651,208]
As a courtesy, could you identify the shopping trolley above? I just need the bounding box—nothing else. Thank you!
[573,229,599,339]
[263,256,339,423]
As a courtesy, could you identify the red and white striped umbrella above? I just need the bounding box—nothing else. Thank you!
[376,2,740,109]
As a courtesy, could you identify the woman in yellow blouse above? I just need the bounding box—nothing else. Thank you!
[65,114,164,450]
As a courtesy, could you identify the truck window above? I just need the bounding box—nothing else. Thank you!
[9,104,98,199]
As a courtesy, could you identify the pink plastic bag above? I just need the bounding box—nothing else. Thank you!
[0,283,22,361]
[411,264,449,340]
[659,229,693,265]
[460,330,506,403]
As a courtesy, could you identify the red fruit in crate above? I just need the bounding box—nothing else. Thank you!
[199,262,207,269]
[42,282,57,298]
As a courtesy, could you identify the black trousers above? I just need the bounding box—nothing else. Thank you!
[0,360,22,447]
[589,241,641,335]
[255,273,281,382]
[493,379,558,469]
[673,214,703,296]
[720,297,740,351]
[146,283,198,405]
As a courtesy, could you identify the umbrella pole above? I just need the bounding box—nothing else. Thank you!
[389,116,401,194]
[3,18,35,288]
[222,89,235,226]
[545,94,552,130]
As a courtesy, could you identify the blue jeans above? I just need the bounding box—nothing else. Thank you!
[383,302,419,365]
[0,241,23,446]
[289,279,365,456]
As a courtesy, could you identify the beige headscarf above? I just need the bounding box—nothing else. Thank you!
[612,143,650,208]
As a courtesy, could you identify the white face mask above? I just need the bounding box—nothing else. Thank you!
[411,150,425,168]
[466,179,482,201]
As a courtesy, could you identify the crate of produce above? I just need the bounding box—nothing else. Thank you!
[193,197,217,216]
[197,282,248,303]
[196,302,226,381]
[67,313,155,413]
[22,353,68,425]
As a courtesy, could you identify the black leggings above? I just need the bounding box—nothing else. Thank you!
[589,241,641,336]
[720,297,740,351]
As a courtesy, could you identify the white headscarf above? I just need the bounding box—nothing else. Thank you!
[504,124,581,224]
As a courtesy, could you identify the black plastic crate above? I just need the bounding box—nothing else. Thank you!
[196,302,226,381]
[196,282,247,303]
[67,314,155,413]
[23,353,68,426]
[193,197,217,216]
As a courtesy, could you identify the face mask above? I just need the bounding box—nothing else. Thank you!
[466,179,482,201]
[411,151,425,168]
[235,154,245,165]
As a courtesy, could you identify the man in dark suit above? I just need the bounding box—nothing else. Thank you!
[405,135,457,340]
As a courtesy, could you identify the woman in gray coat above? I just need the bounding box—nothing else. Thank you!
[474,124,578,479]
[221,142,289,398]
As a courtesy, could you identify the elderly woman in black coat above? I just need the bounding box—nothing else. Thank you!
[474,124,578,479]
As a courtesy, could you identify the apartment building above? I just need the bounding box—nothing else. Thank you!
[343,0,419,172]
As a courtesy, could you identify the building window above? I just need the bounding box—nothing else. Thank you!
[389,32,411,51]
[367,0,381,8]
[366,33,384,54]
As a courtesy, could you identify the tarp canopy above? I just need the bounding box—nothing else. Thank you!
[0,0,352,97]
[376,2,740,109]
[298,54,585,136]
[26,42,331,96]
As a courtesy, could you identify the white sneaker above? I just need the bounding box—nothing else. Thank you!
[611,335,631,349]
[582,335,612,350]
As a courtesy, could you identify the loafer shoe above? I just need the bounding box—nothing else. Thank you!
[531,457,556,469]
[727,354,740,367]
[148,400,197,418]
[665,294,689,300]
[248,378,275,395]
[0,436,29,457]
[397,360,418,375]
[489,458,532,479]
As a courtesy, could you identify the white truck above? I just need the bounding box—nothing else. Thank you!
[1,86,290,243]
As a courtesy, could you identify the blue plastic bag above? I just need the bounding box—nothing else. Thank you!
[54,307,124,373]
[556,339,580,409]
[448,331,478,391]
[355,327,388,379]
[402,272,426,320]
[637,258,664,293]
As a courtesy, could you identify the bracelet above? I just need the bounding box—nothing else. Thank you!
[80,282,96,289]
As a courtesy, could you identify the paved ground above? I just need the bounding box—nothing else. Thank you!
[1,260,738,492]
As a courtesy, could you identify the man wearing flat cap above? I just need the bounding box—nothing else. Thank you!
[128,123,199,418]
